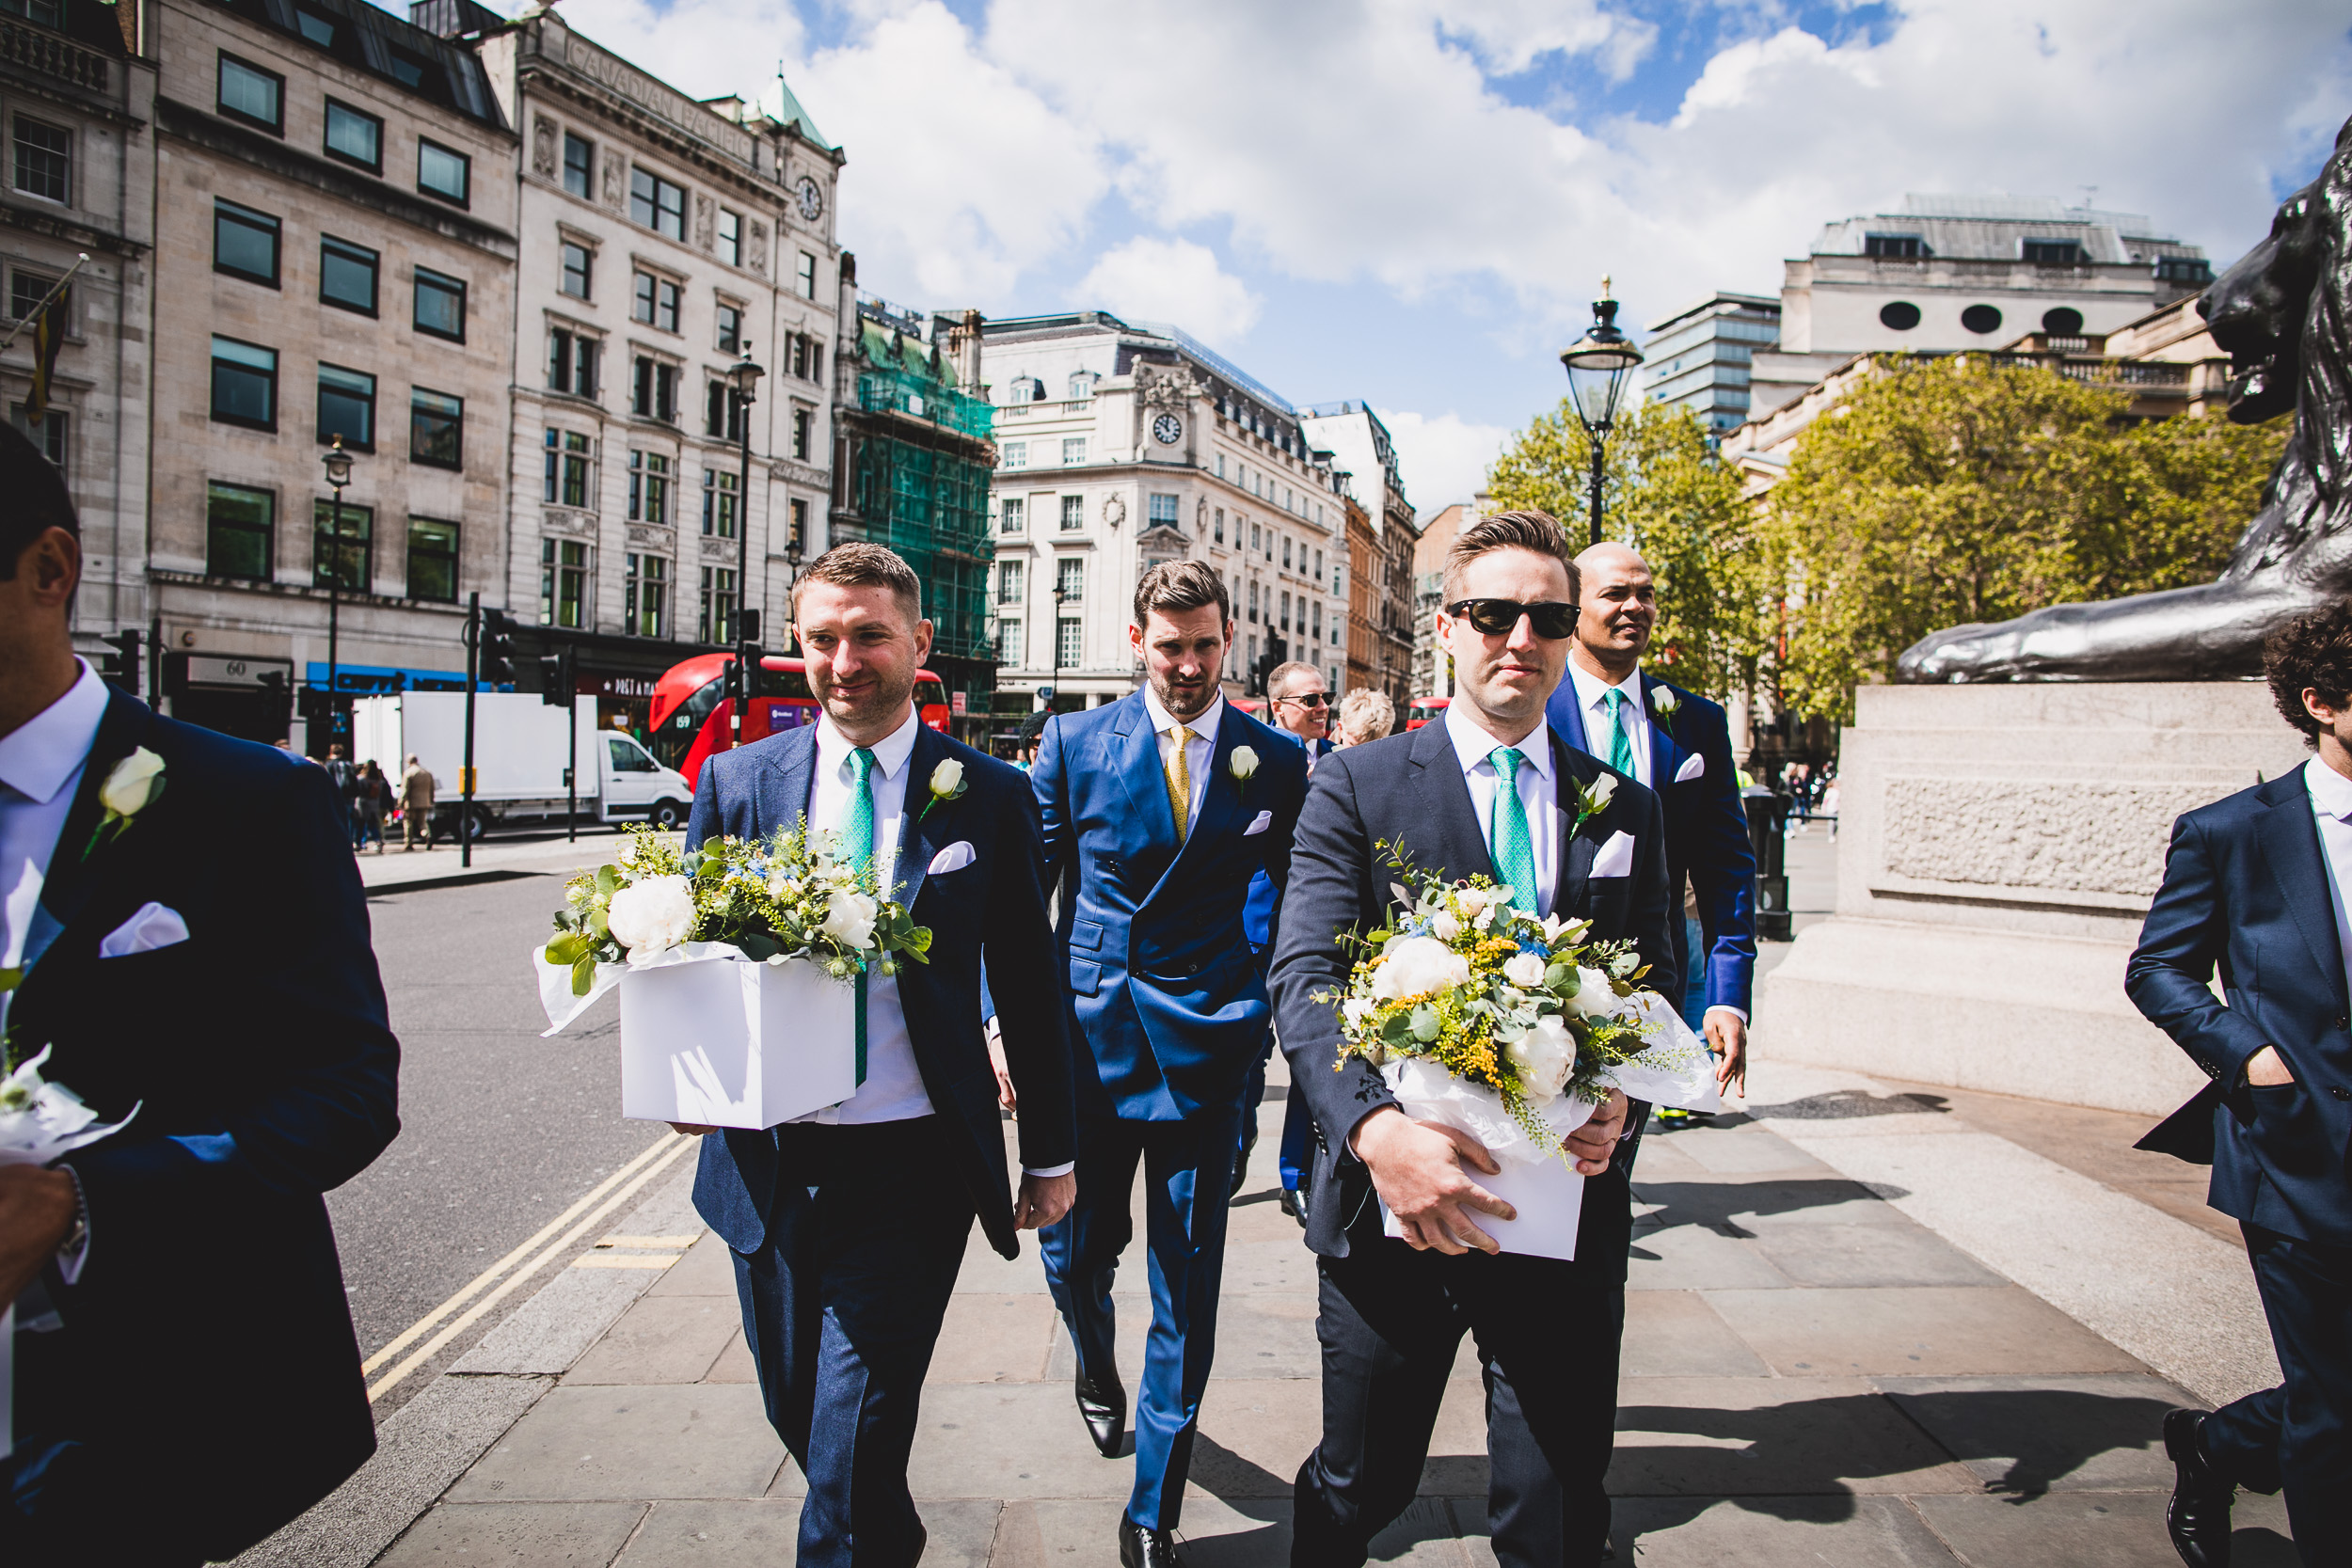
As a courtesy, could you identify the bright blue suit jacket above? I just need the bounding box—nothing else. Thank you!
[1033,691,1310,1120]
[684,721,1076,1261]
[2127,772,2352,1246]
[1548,672,1756,1015]
[1243,732,1330,951]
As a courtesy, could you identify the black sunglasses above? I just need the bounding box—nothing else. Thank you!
[1445,598,1578,640]
[1274,690,1330,707]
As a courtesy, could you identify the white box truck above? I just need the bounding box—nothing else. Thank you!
[351,692,692,840]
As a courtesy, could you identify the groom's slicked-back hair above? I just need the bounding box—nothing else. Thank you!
[792,541,923,622]
[1442,509,1577,603]
[0,418,76,579]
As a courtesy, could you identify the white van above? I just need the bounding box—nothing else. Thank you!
[352,692,692,839]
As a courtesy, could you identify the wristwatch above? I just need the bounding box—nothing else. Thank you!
[55,1163,88,1268]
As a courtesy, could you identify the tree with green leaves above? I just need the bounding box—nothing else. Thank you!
[1763,355,2288,719]
[1486,399,1770,705]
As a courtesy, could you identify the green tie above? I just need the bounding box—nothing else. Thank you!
[1487,746,1541,919]
[1603,689,1638,778]
[843,746,877,1085]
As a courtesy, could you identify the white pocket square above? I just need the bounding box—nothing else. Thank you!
[1243,810,1274,836]
[1674,752,1707,784]
[927,841,976,876]
[100,900,190,958]
[1588,831,1637,879]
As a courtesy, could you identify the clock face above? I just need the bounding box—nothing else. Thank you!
[796,177,823,221]
[1152,413,1183,445]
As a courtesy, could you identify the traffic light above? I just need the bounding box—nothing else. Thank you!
[479,608,516,686]
[97,628,140,692]
[539,650,574,707]
[296,686,334,721]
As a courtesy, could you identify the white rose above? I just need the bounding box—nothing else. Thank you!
[1650,686,1680,719]
[1502,952,1547,990]
[765,870,800,901]
[1342,997,1377,1030]
[1569,966,1622,1018]
[1372,935,1471,1003]
[930,758,964,797]
[1588,774,1617,811]
[1230,745,1259,781]
[1517,1014,1577,1101]
[820,890,880,950]
[1430,911,1461,942]
[100,747,166,817]
[1454,887,1490,923]
[606,874,696,960]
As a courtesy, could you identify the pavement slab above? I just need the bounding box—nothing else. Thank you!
[1609,1379,1981,1497]
[1702,1285,2148,1378]
[1608,1495,1964,1566]
[1906,1491,2299,1567]
[376,1500,648,1565]
[449,1384,787,1502]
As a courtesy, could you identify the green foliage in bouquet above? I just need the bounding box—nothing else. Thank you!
[1317,842,1666,1154]
[540,825,932,997]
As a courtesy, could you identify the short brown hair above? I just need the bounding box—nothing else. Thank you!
[1442,509,1580,603]
[2265,599,2352,745]
[793,542,923,622]
[1266,660,1322,698]
[1133,559,1231,629]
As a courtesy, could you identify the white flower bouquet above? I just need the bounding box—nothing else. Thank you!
[533,826,932,1129]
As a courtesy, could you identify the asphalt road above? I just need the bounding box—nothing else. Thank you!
[330,863,665,1417]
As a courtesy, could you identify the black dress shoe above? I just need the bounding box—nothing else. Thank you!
[1120,1515,1180,1568]
[1279,1185,1308,1227]
[2165,1408,2233,1567]
[1075,1370,1126,1458]
[1232,1122,1261,1199]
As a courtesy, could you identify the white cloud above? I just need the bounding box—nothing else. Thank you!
[1078,237,1262,347]
[1377,409,1513,515]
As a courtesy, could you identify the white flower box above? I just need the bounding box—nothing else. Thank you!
[616,952,860,1130]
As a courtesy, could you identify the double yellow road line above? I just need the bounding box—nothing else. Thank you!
[361,1131,701,1402]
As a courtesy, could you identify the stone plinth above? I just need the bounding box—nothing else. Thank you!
[1760,683,2310,1115]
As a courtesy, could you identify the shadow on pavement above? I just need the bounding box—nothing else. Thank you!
[1629,1179,1914,1239]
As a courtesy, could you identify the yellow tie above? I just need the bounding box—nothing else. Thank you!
[1166,725,1195,841]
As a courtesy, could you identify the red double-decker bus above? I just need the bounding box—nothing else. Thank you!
[1406,695,1451,730]
[648,653,950,790]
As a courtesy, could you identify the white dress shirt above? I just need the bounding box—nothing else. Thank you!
[1442,701,1559,918]
[0,659,106,987]
[2305,756,2352,992]
[1142,685,1223,829]
[1565,657,1652,788]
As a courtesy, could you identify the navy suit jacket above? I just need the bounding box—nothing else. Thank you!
[684,721,1074,1261]
[1269,720,1679,1265]
[1033,691,1309,1120]
[1549,673,1756,1014]
[9,691,399,1559]
[2127,770,2352,1246]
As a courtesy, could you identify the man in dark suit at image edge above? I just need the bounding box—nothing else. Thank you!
[2129,599,2352,1567]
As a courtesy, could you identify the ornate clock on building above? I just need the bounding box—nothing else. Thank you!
[1152,413,1183,445]
[796,177,823,221]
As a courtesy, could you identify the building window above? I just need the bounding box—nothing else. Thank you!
[699,565,737,643]
[410,388,462,469]
[632,270,680,333]
[548,329,599,398]
[4,0,63,26]
[1253,521,1263,552]
[12,117,68,205]
[317,364,375,450]
[788,496,809,552]
[717,207,741,266]
[632,356,679,422]
[1148,493,1179,527]
[406,516,458,602]
[996,618,1021,663]
[214,199,279,286]
[560,241,593,299]
[717,303,742,352]
[1961,303,2004,336]
[8,267,61,326]
[1057,616,1082,669]
[999,497,1025,534]
[625,552,668,638]
[630,167,686,239]
[562,132,593,198]
[1248,580,1258,623]
[323,100,381,172]
[790,406,812,460]
[1280,591,1291,632]
[1282,536,1293,570]
[1314,547,1324,582]
[1864,233,1925,260]
[1059,495,1084,531]
[2022,239,2087,265]
[216,55,283,134]
[418,139,469,205]
[205,481,273,579]
[541,537,589,628]
[628,450,672,524]
[210,336,277,430]
[998,559,1024,605]
[1311,600,1321,640]
[1214,507,1224,545]
[2156,255,2214,286]
[319,236,379,315]
[702,466,739,537]
[796,251,816,299]
[704,381,743,441]
[405,269,468,344]
[10,402,63,469]
[999,441,1026,470]
[1062,437,1087,466]
[313,499,372,594]
[543,429,593,508]
[1057,556,1083,601]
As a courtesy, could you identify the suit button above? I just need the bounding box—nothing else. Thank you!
[1184,961,1200,975]
[2333,1086,2350,1101]
[2336,1016,2348,1032]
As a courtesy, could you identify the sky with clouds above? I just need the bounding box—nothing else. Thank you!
[516,0,2348,512]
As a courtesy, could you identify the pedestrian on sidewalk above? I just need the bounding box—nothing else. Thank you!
[1241,660,1332,1216]
[353,759,389,853]
[675,544,1075,1568]
[2129,598,2352,1566]
[1272,510,1675,1568]
[0,420,400,1565]
[324,741,358,843]
[1334,688,1395,748]
[399,752,436,850]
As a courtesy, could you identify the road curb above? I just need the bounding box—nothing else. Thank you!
[363,867,548,897]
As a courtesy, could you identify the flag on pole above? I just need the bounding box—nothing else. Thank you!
[23,285,63,427]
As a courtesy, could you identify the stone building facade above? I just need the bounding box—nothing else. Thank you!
[1,0,154,669]
[1300,401,1417,707]
[146,0,516,748]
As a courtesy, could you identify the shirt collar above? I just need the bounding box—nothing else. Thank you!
[1443,699,1554,780]
[0,659,108,805]
[2305,755,2352,821]
[1142,684,1223,741]
[818,705,922,781]
[1567,656,1643,716]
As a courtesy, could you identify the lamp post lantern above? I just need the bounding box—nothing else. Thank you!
[321,436,356,744]
[725,344,764,745]
[1558,277,1645,546]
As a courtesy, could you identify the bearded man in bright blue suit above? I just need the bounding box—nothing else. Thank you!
[1030,562,1310,1568]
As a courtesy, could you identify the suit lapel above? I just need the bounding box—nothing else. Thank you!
[1112,692,1181,850]
[1642,674,1689,789]
[757,726,818,844]
[1404,717,1496,893]
[1551,679,1591,755]
[29,689,152,974]
[1552,731,1598,915]
[891,723,949,911]
[2256,784,2350,1010]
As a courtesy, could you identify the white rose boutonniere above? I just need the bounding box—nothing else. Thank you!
[917,757,968,822]
[1229,745,1259,784]
[1649,685,1680,723]
[1569,771,1616,835]
[85,747,166,859]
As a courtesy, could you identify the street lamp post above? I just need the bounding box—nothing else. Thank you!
[725,344,765,746]
[1558,277,1645,547]
[1049,581,1068,712]
[322,436,356,744]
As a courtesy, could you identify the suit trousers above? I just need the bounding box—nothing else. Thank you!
[1293,1241,1625,1568]
[731,1118,975,1568]
[2201,1223,2352,1557]
[1041,1101,1243,1530]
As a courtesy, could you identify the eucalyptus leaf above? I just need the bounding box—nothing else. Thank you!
[1549,962,1578,994]
[1409,1004,1441,1042]
[546,932,591,965]
[595,864,620,895]
[570,953,596,997]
